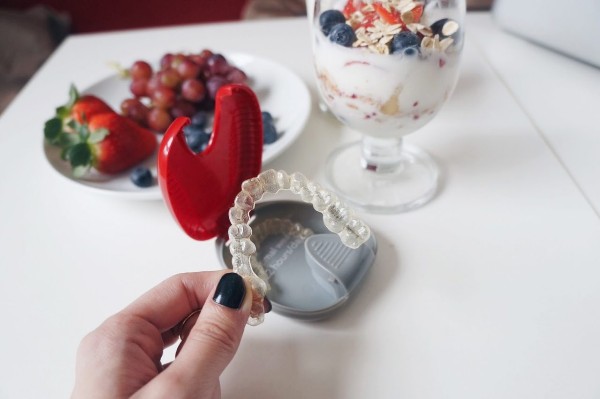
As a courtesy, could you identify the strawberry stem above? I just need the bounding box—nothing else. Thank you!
[107,61,130,79]
[45,84,81,148]
[55,84,80,120]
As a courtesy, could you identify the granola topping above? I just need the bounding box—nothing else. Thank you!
[321,0,461,55]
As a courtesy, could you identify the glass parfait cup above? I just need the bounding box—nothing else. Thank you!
[312,0,465,213]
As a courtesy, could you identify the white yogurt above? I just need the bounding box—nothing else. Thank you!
[313,25,461,138]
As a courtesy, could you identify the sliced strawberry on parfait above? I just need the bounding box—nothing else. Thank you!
[373,3,402,25]
[399,2,424,25]
[342,0,360,18]
[411,3,424,22]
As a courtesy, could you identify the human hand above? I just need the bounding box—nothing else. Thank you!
[72,271,261,399]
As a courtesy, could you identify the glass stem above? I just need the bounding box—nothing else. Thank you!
[360,136,405,174]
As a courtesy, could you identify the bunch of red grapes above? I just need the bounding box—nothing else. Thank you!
[120,49,248,132]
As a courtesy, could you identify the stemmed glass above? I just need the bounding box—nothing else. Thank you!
[312,0,465,213]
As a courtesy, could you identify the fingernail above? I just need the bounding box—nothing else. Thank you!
[213,273,246,309]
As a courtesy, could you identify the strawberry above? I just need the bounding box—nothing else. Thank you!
[44,85,113,147]
[410,3,424,23]
[70,95,113,124]
[59,112,157,176]
[357,11,377,29]
[400,3,423,25]
[373,3,402,25]
[55,84,113,123]
[343,0,359,18]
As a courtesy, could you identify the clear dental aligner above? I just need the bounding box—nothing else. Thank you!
[227,169,371,325]
[249,218,315,288]
[250,218,314,247]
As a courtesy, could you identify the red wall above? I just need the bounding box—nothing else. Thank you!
[3,0,248,33]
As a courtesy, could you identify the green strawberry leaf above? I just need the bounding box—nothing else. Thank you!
[67,84,80,109]
[58,132,81,147]
[67,119,78,131]
[68,143,92,169]
[60,146,70,161]
[79,123,90,141]
[88,128,109,144]
[44,118,63,143]
[67,118,88,139]
[56,106,70,120]
[73,165,90,178]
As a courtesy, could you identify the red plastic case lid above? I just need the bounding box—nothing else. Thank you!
[157,84,263,240]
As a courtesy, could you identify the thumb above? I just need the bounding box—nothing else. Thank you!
[166,272,251,389]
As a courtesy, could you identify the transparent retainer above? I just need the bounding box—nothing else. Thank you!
[227,169,371,325]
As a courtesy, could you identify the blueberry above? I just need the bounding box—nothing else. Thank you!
[190,111,208,128]
[392,45,419,57]
[430,18,460,39]
[430,19,448,35]
[183,124,203,138]
[130,167,153,188]
[390,31,420,53]
[183,124,210,153]
[328,23,356,47]
[262,111,278,143]
[261,111,273,124]
[319,10,346,36]
[263,122,278,144]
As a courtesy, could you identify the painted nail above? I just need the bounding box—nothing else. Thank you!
[213,273,246,309]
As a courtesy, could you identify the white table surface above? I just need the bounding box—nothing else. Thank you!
[469,13,600,216]
[1,12,600,399]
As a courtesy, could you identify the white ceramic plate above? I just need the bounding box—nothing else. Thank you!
[43,53,311,200]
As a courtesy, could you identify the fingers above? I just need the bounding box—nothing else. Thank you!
[173,309,201,356]
[155,273,252,395]
[173,273,251,378]
[173,297,271,355]
[122,270,228,333]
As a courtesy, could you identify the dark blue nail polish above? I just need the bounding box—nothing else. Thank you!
[213,273,246,309]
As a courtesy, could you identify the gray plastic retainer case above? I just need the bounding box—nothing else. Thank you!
[217,200,377,320]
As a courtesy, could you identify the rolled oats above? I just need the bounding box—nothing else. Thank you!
[324,0,459,55]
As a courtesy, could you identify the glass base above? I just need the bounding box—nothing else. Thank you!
[325,141,439,214]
